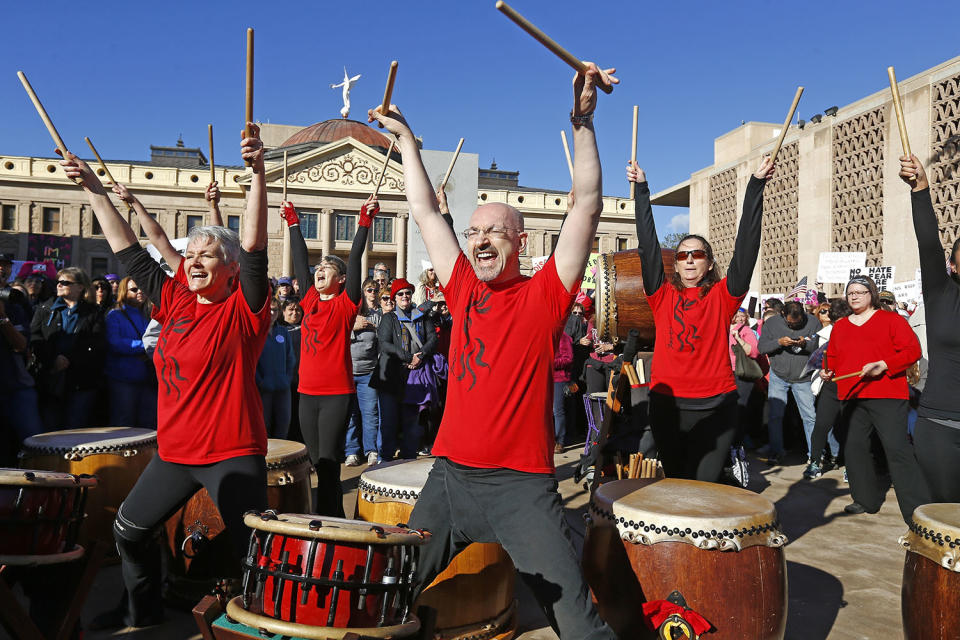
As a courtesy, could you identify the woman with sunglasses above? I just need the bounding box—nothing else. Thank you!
[345,278,384,466]
[104,277,156,428]
[91,276,115,315]
[627,156,774,482]
[30,267,106,430]
[822,276,929,522]
[280,195,376,516]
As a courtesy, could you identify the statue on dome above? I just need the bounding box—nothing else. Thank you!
[330,67,362,119]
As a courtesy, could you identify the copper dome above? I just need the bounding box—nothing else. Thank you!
[280,119,392,149]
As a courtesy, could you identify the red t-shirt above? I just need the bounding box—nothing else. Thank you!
[648,278,744,398]
[297,287,359,395]
[152,278,271,464]
[825,310,921,400]
[431,253,576,473]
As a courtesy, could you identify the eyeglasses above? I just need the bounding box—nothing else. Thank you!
[395,291,413,297]
[846,290,870,298]
[676,249,708,261]
[462,226,521,241]
[56,280,78,287]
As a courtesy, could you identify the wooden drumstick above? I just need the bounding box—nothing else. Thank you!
[770,86,804,165]
[282,150,288,201]
[888,66,915,182]
[832,370,864,382]
[495,1,612,94]
[439,137,464,192]
[629,105,638,199]
[372,141,396,200]
[244,28,254,167]
[208,124,215,184]
[560,130,574,182]
[379,60,399,121]
[84,137,132,211]
[17,71,80,185]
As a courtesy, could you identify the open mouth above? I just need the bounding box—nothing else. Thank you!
[475,250,498,267]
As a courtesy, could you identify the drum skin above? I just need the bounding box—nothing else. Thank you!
[163,440,313,603]
[356,462,516,639]
[595,249,676,345]
[19,427,157,548]
[902,551,960,640]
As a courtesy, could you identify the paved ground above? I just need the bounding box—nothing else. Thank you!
[3,448,910,640]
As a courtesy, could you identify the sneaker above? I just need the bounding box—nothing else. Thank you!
[366,452,379,466]
[842,467,848,483]
[844,502,866,514]
[802,460,823,480]
[822,454,838,472]
[554,443,564,454]
[417,447,432,457]
[345,454,362,467]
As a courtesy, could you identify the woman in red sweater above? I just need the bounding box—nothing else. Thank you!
[823,275,930,523]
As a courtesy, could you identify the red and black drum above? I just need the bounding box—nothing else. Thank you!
[0,468,97,562]
[900,503,960,640]
[227,511,428,639]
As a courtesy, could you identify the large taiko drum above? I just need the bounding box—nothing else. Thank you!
[594,249,676,344]
[226,511,427,639]
[356,459,516,640]
[0,468,97,563]
[163,439,313,604]
[19,427,156,547]
[582,478,788,640]
[899,503,960,639]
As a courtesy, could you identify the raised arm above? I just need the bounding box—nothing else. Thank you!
[900,155,948,296]
[436,188,454,230]
[61,153,139,253]
[237,124,269,312]
[726,156,774,297]
[553,63,618,291]
[368,107,460,286]
[205,181,224,227]
[280,201,312,293]
[113,183,182,271]
[346,195,376,305]
[628,162,664,295]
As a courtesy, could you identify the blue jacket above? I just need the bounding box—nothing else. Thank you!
[104,305,152,383]
[257,323,296,391]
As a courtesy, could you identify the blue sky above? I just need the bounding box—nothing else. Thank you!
[4,1,957,236]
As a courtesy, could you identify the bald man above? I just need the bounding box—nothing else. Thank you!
[368,63,618,639]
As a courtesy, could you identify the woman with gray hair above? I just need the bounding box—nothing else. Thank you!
[59,124,271,630]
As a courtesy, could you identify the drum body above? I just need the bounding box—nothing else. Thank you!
[356,458,516,640]
[595,249,676,344]
[164,439,313,603]
[900,503,960,640]
[232,512,425,638]
[0,468,97,557]
[19,427,157,547]
[582,478,787,640]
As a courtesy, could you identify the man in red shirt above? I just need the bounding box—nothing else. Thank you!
[367,62,618,639]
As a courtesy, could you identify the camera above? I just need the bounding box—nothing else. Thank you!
[0,286,29,314]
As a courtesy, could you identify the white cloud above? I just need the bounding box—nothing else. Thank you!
[668,214,690,234]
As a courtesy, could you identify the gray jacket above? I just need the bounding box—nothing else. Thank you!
[350,310,380,376]
[758,313,820,382]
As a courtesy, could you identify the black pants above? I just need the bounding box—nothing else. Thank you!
[113,454,266,626]
[649,392,739,482]
[407,458,615,640]
[843,398,931,523]
[298,392,352,517]
[914,417,960,503]
[810,380,844,462]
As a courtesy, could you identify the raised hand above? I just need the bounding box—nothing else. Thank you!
[112,183,135,203]
[240,123,264,172]
[358,194,380,228]
[280,201,299,227]
[626,160,647,184]
[60,152,105,194]
[754,154,775,180]
[367,104,413,140]
[573,62,618,117]
[436,188,449,215]
[205,181,221,204]
[899,154,929,191]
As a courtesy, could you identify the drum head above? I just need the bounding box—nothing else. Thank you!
[266,439,309,467]
[901,503,960,572]
[358,459,436,505]
[21,427,157,455]
[0,468,97,488]
[243,512,429,546]
[591,478,786,551]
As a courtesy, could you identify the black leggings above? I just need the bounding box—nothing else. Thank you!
[649,392,738,482]
[810,380,844,462]
[843,398,931,523]
[113,454,266,626]
[298,392,352,517]
[913,417,960,503]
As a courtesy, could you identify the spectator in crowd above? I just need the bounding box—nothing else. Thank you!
[379,288,395,314]
[24,273,52,310]
[729,307,761,423]
[0,253,13,284]
[413,265,441,306]
[281,299,303,327]
[30,267,105,430]
[375,278,437,460]
[429,292,452,359]
[91,276,115,315]
[345,277,382,466]
[373,262,389,290]
[879,290,909,318]
[104,277,156,428]
[758,300,824,465]
[814,302,831,328]
[256,299,296,438]
[582,316,617,394]
[823,275,929,522]
[0,284,42,465]
[553,330,574,453]
[275,277,294,303]
[280,298,303,443]
[805,297,852,478]
[105,273,120,298]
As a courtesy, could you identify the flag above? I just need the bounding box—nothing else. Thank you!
[788,276,808,300]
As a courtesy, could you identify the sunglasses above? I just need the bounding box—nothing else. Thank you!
[395,291,413,297]
[818,310,829,315]
[364,288,377,293]
[571,311,583,316]
[94,283,110,290]
[676,250,708,261]
[128,287,140,293]
[380,296,393,301]
[56,280,78,287]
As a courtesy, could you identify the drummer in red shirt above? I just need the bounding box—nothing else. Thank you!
[823,275,930,523]
[367,63,618,639]
[59,125,271,629]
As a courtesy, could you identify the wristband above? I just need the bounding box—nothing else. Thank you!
[570,111,594,127]
[358,201,380,228]
[280,201,299,227]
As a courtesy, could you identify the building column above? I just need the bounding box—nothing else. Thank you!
[396,211,408,279]
[320,208,333,256]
